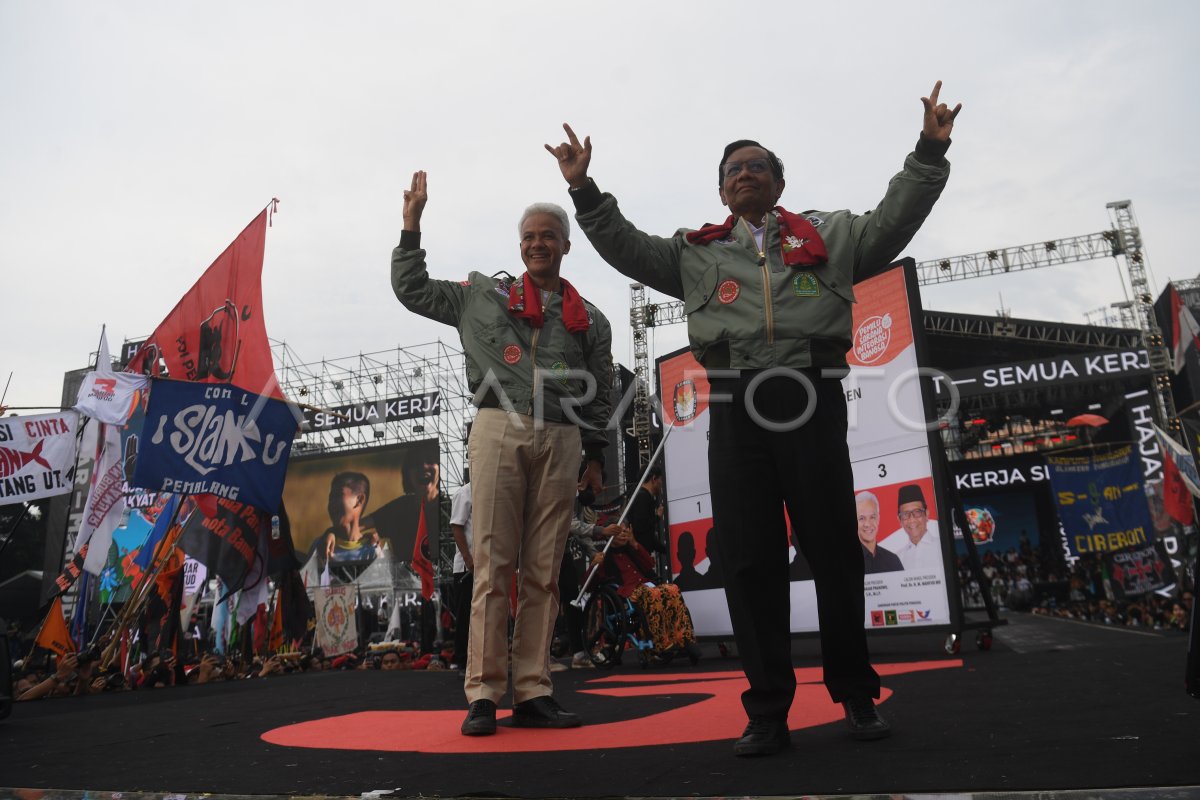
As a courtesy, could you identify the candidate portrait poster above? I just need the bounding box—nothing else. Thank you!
[281,438,440,594]
[658,260,952,636]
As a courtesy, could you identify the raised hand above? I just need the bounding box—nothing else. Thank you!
[403,170,428,231]
[545,123,592,189]
[921,80,962,142]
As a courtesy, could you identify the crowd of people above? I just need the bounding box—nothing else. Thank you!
[956,543,1193,633]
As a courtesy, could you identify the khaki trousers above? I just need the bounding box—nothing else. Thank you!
[464,408,581,704]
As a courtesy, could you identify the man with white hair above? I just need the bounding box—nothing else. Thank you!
[855,491,902,574]
[391,171,614,736]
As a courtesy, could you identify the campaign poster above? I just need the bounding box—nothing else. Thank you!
[658,261,952,636]
[281,438,440,592]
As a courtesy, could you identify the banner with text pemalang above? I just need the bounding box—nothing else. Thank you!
[0,411,79,503]
[1047,446,1155,558]
[131,379,297,512]
[658,260,952,637]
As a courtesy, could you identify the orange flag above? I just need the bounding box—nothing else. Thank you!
[34,596,76,657]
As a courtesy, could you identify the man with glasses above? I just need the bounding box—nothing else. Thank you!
[881,485,943,573]
[547,81,961,756]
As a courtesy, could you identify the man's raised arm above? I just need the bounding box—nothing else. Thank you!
[391,170,466,326]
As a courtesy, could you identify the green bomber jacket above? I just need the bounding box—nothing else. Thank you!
[391,234,614,459]
[570,139,951,371]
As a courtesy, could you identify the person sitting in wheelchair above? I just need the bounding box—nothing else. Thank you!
[594,525,701,662]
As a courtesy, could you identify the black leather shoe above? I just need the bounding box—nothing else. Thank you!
[461,699,497,736]
[733,716,790,757]
[843,697,891,740]
[510,695,582,728]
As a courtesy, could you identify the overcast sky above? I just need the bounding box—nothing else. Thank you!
[2,1,1198,408]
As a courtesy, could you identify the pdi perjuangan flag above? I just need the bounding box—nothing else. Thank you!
[125,204,285,399]
[1047,445,1155,558]
[0,411,78,503]
[1154,423,1200,497]
[132,379,297,512]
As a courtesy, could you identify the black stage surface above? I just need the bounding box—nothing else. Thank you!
[2,612,1198,799]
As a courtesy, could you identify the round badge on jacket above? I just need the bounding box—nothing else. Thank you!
[717,279,740,304]
[503,345,522,364]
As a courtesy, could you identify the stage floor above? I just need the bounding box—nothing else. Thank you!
[2,612,1198,799]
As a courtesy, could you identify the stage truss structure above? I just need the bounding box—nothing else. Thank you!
[272,339,472,576]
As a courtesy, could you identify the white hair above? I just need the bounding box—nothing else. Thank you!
[854,491,879,509]
[518,202,571,240]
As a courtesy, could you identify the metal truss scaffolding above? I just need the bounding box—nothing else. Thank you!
[272,339,472,575]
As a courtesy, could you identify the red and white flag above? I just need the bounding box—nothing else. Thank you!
[73,329,148,425]
[1171,286,1200,374]
[78,421,128,575]
[126,203,284,399]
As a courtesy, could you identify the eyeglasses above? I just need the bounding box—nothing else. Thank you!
[722,158,771,180]
[899,508,928,520]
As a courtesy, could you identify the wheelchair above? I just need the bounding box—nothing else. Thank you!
[580,582,699,669]
[581,582,654,669]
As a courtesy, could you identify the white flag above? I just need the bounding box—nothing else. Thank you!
[73,329,148,425]
[79,422,128,575]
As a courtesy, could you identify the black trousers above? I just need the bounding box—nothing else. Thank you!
[708,370,880,719]
[452,570,473,666]
[557,553,585,654]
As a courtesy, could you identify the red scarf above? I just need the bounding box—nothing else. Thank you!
[686,207,828,267]
[507,272,590,333]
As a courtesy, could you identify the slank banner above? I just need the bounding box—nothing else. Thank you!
[658,262,951,637]
[0,411,79,503]
[132,379,297,512]
[1047,445,1154,558]
[125,204,284,400]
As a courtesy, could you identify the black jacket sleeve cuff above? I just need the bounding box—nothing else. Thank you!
[568,179,604,214]
[914,135,951,165]
[399,230,422,250]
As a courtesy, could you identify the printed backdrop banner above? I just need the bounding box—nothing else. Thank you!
[658,261,952,636]
[0,411,79,503]
[1047,446,1155,558]
[132,379,296,512]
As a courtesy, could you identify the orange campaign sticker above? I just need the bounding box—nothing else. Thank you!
[717,279,740,304]
[847,268,913,367]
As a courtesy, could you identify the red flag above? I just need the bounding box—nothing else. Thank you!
[1162,444,1195,525]
[127,205,283,398]
[1171,285,1200,374]
[253,603,270,656]
[268,592,285,653]
[34,596,76,657]
[411,501,435,600]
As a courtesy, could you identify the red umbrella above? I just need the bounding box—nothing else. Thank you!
[1066,413,1108,428]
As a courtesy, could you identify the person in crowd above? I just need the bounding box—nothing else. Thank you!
[546,80,960,755]
[379,650,404,670]
[449,478,474,671]
[627,466,666,568]
[391,171,614,736]
[881,484,943,572]
[554,498,623,670]
[856,491,902,574]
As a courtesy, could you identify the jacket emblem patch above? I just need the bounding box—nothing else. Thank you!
[503,345,522,365]
[793,273,820,297]
[717,279,740,304]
